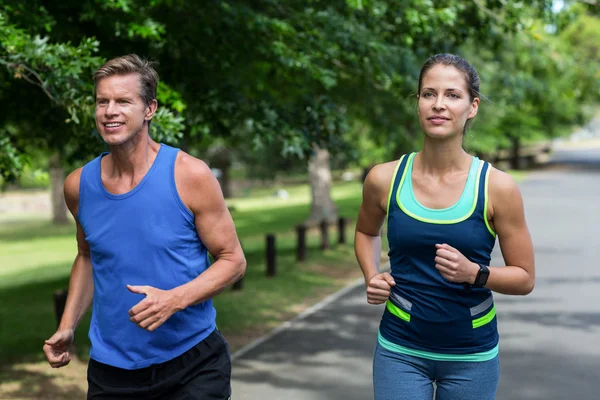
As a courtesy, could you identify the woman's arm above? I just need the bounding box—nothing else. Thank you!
[485,168,535,295]
[355,162,397,303]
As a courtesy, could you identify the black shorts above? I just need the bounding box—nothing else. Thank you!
[87,329,231,400]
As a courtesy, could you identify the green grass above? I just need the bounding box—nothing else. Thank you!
[0,171,531,364]
[507,170,527,183]
[0,182,365,364]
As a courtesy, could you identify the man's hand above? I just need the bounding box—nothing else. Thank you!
[43,329,75,368]
[127,285,184,331]
[435,243,479,284]
[366,272,396,305]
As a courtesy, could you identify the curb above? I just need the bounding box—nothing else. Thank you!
[231,262,390,361]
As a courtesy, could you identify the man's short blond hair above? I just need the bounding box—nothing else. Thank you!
[94,54,158,106]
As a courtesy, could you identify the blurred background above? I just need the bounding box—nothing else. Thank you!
[1,0,599,399]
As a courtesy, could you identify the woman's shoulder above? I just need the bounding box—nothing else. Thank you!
[363,159,406,199]
[487,165,524,216]
[487,166,520,195]
[367,159,403,184]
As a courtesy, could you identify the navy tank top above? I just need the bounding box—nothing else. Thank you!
[379,152,498,355]
[78,144,216,369]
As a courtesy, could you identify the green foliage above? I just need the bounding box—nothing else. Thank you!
[150,108,185,145]
[559,10,600,105]
[17,166,50,189]
[0,7,186,176]
[0,12,102,123]
[1,0,598,177]
[0,136,26,184]
[0,181,363,362]
[462,9,600,155]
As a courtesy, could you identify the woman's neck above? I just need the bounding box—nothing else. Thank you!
[417,135,471,175]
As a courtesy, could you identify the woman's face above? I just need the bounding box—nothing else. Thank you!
[417,64,479,140]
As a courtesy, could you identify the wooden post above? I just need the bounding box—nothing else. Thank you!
[320,220,329,250]
[53,289,68,328]
[296,224,307,262]
[233,240,245,290]
[266,234,276,276]
[338,217,346,245]
[232,277,244,291]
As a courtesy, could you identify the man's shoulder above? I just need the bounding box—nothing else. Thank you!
[74,154,104,181]
[63,154,100,205]
[66,155,102,189]
[173,151,224,213]
[174,151,215,187]
[64,167,85,212]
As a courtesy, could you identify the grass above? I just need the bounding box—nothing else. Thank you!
[0,169,529,365]
[508,170,527,183]
[0,181,366,364]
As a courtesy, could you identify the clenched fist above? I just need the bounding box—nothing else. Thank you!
[366,272,396,305]
[435,243,479,284]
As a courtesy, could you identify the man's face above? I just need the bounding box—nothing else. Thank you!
[95,74,156,146]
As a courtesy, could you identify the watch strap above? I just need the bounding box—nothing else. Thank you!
[474,264,490,287]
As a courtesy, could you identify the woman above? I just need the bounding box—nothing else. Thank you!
[354,53,535,400]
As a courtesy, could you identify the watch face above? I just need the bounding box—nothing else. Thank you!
[476,268,490,286]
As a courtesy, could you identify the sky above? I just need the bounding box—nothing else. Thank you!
[552,0,565,13]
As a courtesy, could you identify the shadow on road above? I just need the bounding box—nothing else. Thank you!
[0,363,87,400]
[501,311,600,331]
[541,147,600,171]
[233,286,381,395]
[498,348,598,400]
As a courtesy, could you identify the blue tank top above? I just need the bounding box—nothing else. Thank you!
[78,144,216,369]
[379,152,498,356]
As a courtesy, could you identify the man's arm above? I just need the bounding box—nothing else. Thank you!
[173,152,247,306]
[43,168,94,368]
[127,152,246,331]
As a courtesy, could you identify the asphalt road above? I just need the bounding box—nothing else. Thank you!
[231,145,600,400]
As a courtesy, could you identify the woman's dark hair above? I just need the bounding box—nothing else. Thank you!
[418,54,481,135]
[418,53,480,102]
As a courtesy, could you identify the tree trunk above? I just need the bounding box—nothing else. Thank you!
[307,145,337,224]
[219,163,232,199]
[510,137,521,170]
[207,147,232,199]
[49,150,68,224]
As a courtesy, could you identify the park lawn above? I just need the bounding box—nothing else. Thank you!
[0,181,368,364]
[0,169,526,365]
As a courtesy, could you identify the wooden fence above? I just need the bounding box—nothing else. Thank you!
[53,217,352,322]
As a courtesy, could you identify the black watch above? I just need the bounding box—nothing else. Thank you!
[473,264,490,288]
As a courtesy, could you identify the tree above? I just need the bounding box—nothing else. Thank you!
[5,0,595,223]
[559,8,600,106]
[460,7,600,168]
[0,10,184,222]
[68,0,559,220]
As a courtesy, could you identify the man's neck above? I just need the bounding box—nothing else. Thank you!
[106,131,160,179]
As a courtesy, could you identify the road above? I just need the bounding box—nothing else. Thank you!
[231,145,600,400]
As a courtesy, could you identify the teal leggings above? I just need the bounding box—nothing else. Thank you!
[373,343,499,400]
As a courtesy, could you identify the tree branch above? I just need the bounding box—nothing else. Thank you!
[0,59,58,103]
[472,0,505,24]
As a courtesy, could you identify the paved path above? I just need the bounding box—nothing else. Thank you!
[231,145,600,400]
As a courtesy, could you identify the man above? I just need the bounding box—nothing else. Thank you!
[43,54,246,399]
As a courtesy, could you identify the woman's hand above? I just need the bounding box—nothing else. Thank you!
[366,272,396,304]
[434,243,479,284]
